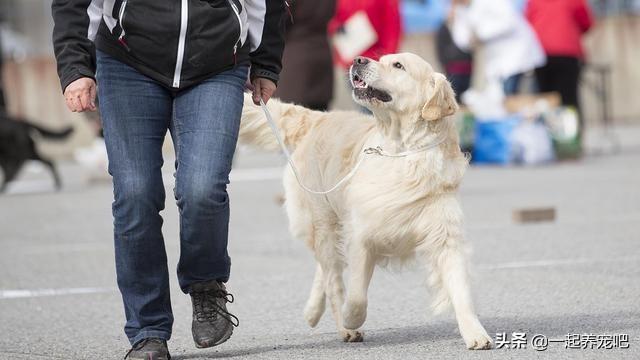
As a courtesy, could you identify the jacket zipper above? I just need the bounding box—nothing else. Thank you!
[117,0,130,51]
[229,0,243,65]
[173,0,189,88]
[284,1,293,24]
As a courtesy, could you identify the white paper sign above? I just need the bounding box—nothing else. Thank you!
[333,11,378,62]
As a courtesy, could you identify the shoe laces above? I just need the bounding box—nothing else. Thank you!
[192,288,240,327]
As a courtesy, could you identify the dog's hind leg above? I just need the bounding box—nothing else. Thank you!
[303,263,326,327]
[39,158,62,190]
[0,160,23,193]
[426,241,492,350]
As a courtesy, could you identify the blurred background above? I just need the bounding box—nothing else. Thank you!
[0,1,639,359]
[0,0,639,163]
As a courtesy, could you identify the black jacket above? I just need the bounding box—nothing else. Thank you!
[436,23,473,71]
[52,0,286,92]
[276,0,335,108]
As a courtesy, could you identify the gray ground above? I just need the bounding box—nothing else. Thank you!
[0,126,638,359]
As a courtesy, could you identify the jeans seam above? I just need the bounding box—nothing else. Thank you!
[171,100,182,204]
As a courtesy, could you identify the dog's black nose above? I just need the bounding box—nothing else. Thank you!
[354,56,370,65]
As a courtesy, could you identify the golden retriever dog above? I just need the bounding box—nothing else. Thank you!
[239,53,492,350]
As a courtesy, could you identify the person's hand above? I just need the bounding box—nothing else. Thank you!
[251,77,277,105]
[64,77,97,112]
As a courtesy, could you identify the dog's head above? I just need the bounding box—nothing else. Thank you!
[350,53,458,121]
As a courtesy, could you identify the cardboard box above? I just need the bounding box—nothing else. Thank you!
[504,92,561,114]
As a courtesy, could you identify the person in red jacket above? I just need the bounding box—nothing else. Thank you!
[329,0,402,69]
[526,0,594,134]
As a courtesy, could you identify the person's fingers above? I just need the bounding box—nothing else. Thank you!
[65,97,75,112]
[89,83,97,111]
[70,95,82,112]
[261,86,273,104]
[245,80,255,92]
[63,78,97,113]
[260,80,276,104]
[80,86,97,112]
[252,80,262,105]
[79,89,92,111]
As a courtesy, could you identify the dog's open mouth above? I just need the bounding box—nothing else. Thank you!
[351,73,392,103]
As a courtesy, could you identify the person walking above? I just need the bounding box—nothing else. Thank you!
[52,1,285,358]
[275,0,336,111]
[526,0,594,135]
[0,29,6,114]
[450,0,545,95]
[436,6,473,101]
[329,0,402,68]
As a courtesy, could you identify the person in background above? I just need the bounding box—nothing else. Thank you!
[526,0,594,133]
[329,0,402,69]
[275,0,336,111]
[450,0,545,95]
[436,5,473,102]
[0,29,6,114]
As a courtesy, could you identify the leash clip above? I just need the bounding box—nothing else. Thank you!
[364,146,383,155]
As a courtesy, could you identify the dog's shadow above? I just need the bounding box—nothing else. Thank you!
[172,311,639,359]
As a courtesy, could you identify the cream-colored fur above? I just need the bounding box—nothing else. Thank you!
[239,53,492,349]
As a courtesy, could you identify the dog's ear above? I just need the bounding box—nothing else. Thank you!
[421,74,458,121]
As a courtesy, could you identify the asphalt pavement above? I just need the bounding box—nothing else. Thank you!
[1,126,639,359]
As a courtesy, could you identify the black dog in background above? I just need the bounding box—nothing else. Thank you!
[0,115,73,192]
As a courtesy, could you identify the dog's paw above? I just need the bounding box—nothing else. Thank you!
[340,329,364,343]
[342,300,367,330]
[461,324,492,350]
[465,335,492,350]
[458,316,492,350]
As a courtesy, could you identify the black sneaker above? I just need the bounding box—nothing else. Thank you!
[189,280,239,348]
[124,338,170,360]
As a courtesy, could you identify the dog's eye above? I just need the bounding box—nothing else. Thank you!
[393,62,405,70]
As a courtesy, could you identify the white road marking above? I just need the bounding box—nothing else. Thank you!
[479,256,640,270]
[2,256,638,300]
[162,166,284,185]
[4,242,112,254]
[230,166,284,182]
[4,166,285,195]
[4,180,57,195]
[0,287,116,300]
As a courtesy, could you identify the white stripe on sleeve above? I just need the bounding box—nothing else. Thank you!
[87,0,104,41]
[245,0,266,52]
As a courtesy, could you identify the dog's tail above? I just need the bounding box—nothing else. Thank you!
[239,93,320,151]
[27,122,74,140]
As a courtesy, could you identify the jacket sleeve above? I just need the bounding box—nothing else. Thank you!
[450,5,473,51]
[245,0,287,84]
[574,0,594,34]
[51,0,101,93]
[471,0,518,43]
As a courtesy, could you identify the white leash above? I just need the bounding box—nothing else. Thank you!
[259,99,446,195]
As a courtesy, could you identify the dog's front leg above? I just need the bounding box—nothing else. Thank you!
[430,244,492,350]
[342,241,375,331]
[320,260,363,342]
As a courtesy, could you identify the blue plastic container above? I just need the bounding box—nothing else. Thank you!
[472,115,522,164]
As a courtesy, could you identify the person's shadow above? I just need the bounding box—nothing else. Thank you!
[172,311,640,359]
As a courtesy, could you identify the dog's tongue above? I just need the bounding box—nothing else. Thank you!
[352,75,367,89]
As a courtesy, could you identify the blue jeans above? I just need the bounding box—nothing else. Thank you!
[96,50,248,345]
